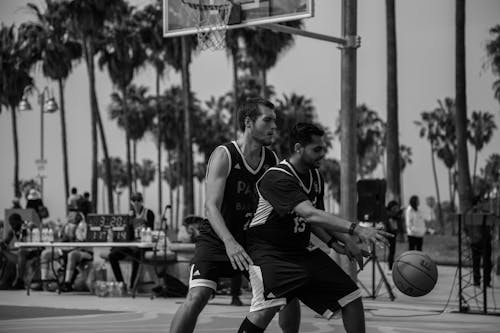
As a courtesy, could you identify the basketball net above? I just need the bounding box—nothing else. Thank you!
[183,0,233,51]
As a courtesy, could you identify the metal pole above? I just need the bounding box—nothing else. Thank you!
[340,0,358,279]
[458,213,463,312]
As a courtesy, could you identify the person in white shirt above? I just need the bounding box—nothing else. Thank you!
[405,195,426,251]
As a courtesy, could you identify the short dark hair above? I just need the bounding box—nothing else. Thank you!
[8,213,23,230]
[238,98,275,132]
[290,123,325,152]
[71,187,77,194]
[131,192,143,202]
[83,192,90,198]
[409,195,419,210]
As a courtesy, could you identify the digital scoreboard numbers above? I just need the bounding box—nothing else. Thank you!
[86,214,132,242]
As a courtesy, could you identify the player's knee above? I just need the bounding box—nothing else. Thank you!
[245,307,280,330]
[184,288,211,311]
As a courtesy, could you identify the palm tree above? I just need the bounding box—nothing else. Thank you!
[108,84,154,191]
[435,98,457,218]
[385,0,401,203]
[467,110,497,180]
[98,2,147,199]
[135,159,156,197]
[239,20,303,97]
[415,109,444,232]
[157,32,197,219]
[274,93,317,159]
[135,0,171,216]
[0,24,34,198]
[455,0,473,213]
[337,104,386,179]
[485,25,500,103]
[20,0,82,213]
[195,95,233,161]
[63,0,125,213]
[98,157,127,213]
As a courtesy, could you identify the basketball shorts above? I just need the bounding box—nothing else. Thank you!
[188,260,247,292]
[248,248,361,319]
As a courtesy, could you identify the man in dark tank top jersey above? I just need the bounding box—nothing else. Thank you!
[170,98,301,333]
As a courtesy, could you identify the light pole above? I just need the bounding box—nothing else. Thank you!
[18,86,58,200]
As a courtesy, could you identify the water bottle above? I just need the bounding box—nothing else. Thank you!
[32,228,39,242]
[27,227,32,242]
[48,228,54,242]
[107,229,113,243]
[145,227,152,243]
[140,227,146,243]
[117,282,124,297]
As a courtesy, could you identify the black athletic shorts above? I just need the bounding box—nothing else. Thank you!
[188,260,249,292]
[249,248,361,318]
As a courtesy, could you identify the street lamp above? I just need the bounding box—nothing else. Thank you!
[18,86,58,200]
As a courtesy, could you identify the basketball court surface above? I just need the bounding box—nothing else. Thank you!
[1,265,499,333]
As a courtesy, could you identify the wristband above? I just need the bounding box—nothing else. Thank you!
[348,223,357,235]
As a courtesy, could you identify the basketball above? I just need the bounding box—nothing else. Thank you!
[392,251,438,297]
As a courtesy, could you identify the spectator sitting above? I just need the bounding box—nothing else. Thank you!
[108,192,154,292]
[0,214,24,288]
[4,214,42,289]
[40,213,92,292]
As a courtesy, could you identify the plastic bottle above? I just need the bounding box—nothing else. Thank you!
[107,229,113,243]
[140,227,146,243]
[32,228,40,242]
[27,227,32,242]
[48,228,54,242]
[145,227,152,243]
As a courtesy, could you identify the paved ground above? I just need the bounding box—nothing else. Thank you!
[1,265,499,332]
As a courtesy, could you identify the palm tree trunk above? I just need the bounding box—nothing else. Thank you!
[385,0,401,203]
[430,147,444,233]
[84,38,98,212]
[259,69,267,98]
[340,0,358,280]
[122,87,133,199]
[133,139,137,192]
[168,152,174,228]
[231,47,239,137]
[156,71,162,219]
[10,104,20,198]
[473,148,478,181]
[181,36,194,218]
[455,0,473,213]
[95,100,114,214]
[58,79,70,215]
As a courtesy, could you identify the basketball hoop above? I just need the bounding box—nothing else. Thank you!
[182,0,235,51]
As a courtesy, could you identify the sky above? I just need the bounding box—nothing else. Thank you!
[1,0,499,223]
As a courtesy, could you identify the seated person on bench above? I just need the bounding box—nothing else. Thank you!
[40,212,92,292]
[108,192,155,292]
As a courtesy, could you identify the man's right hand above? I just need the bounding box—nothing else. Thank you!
[355,224,392,247]
[224,238,253,271]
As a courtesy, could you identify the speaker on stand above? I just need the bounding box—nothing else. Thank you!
[356,179,395,301]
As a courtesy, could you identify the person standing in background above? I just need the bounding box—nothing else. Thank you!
[405,195,426,251]
[385,200,401,270]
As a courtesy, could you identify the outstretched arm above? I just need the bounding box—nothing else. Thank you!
[294,200,392,246]
[204,147,253,271]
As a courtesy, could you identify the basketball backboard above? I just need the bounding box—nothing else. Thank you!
[163,0,314,38]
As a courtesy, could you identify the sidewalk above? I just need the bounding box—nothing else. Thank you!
[0,265,499,332]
